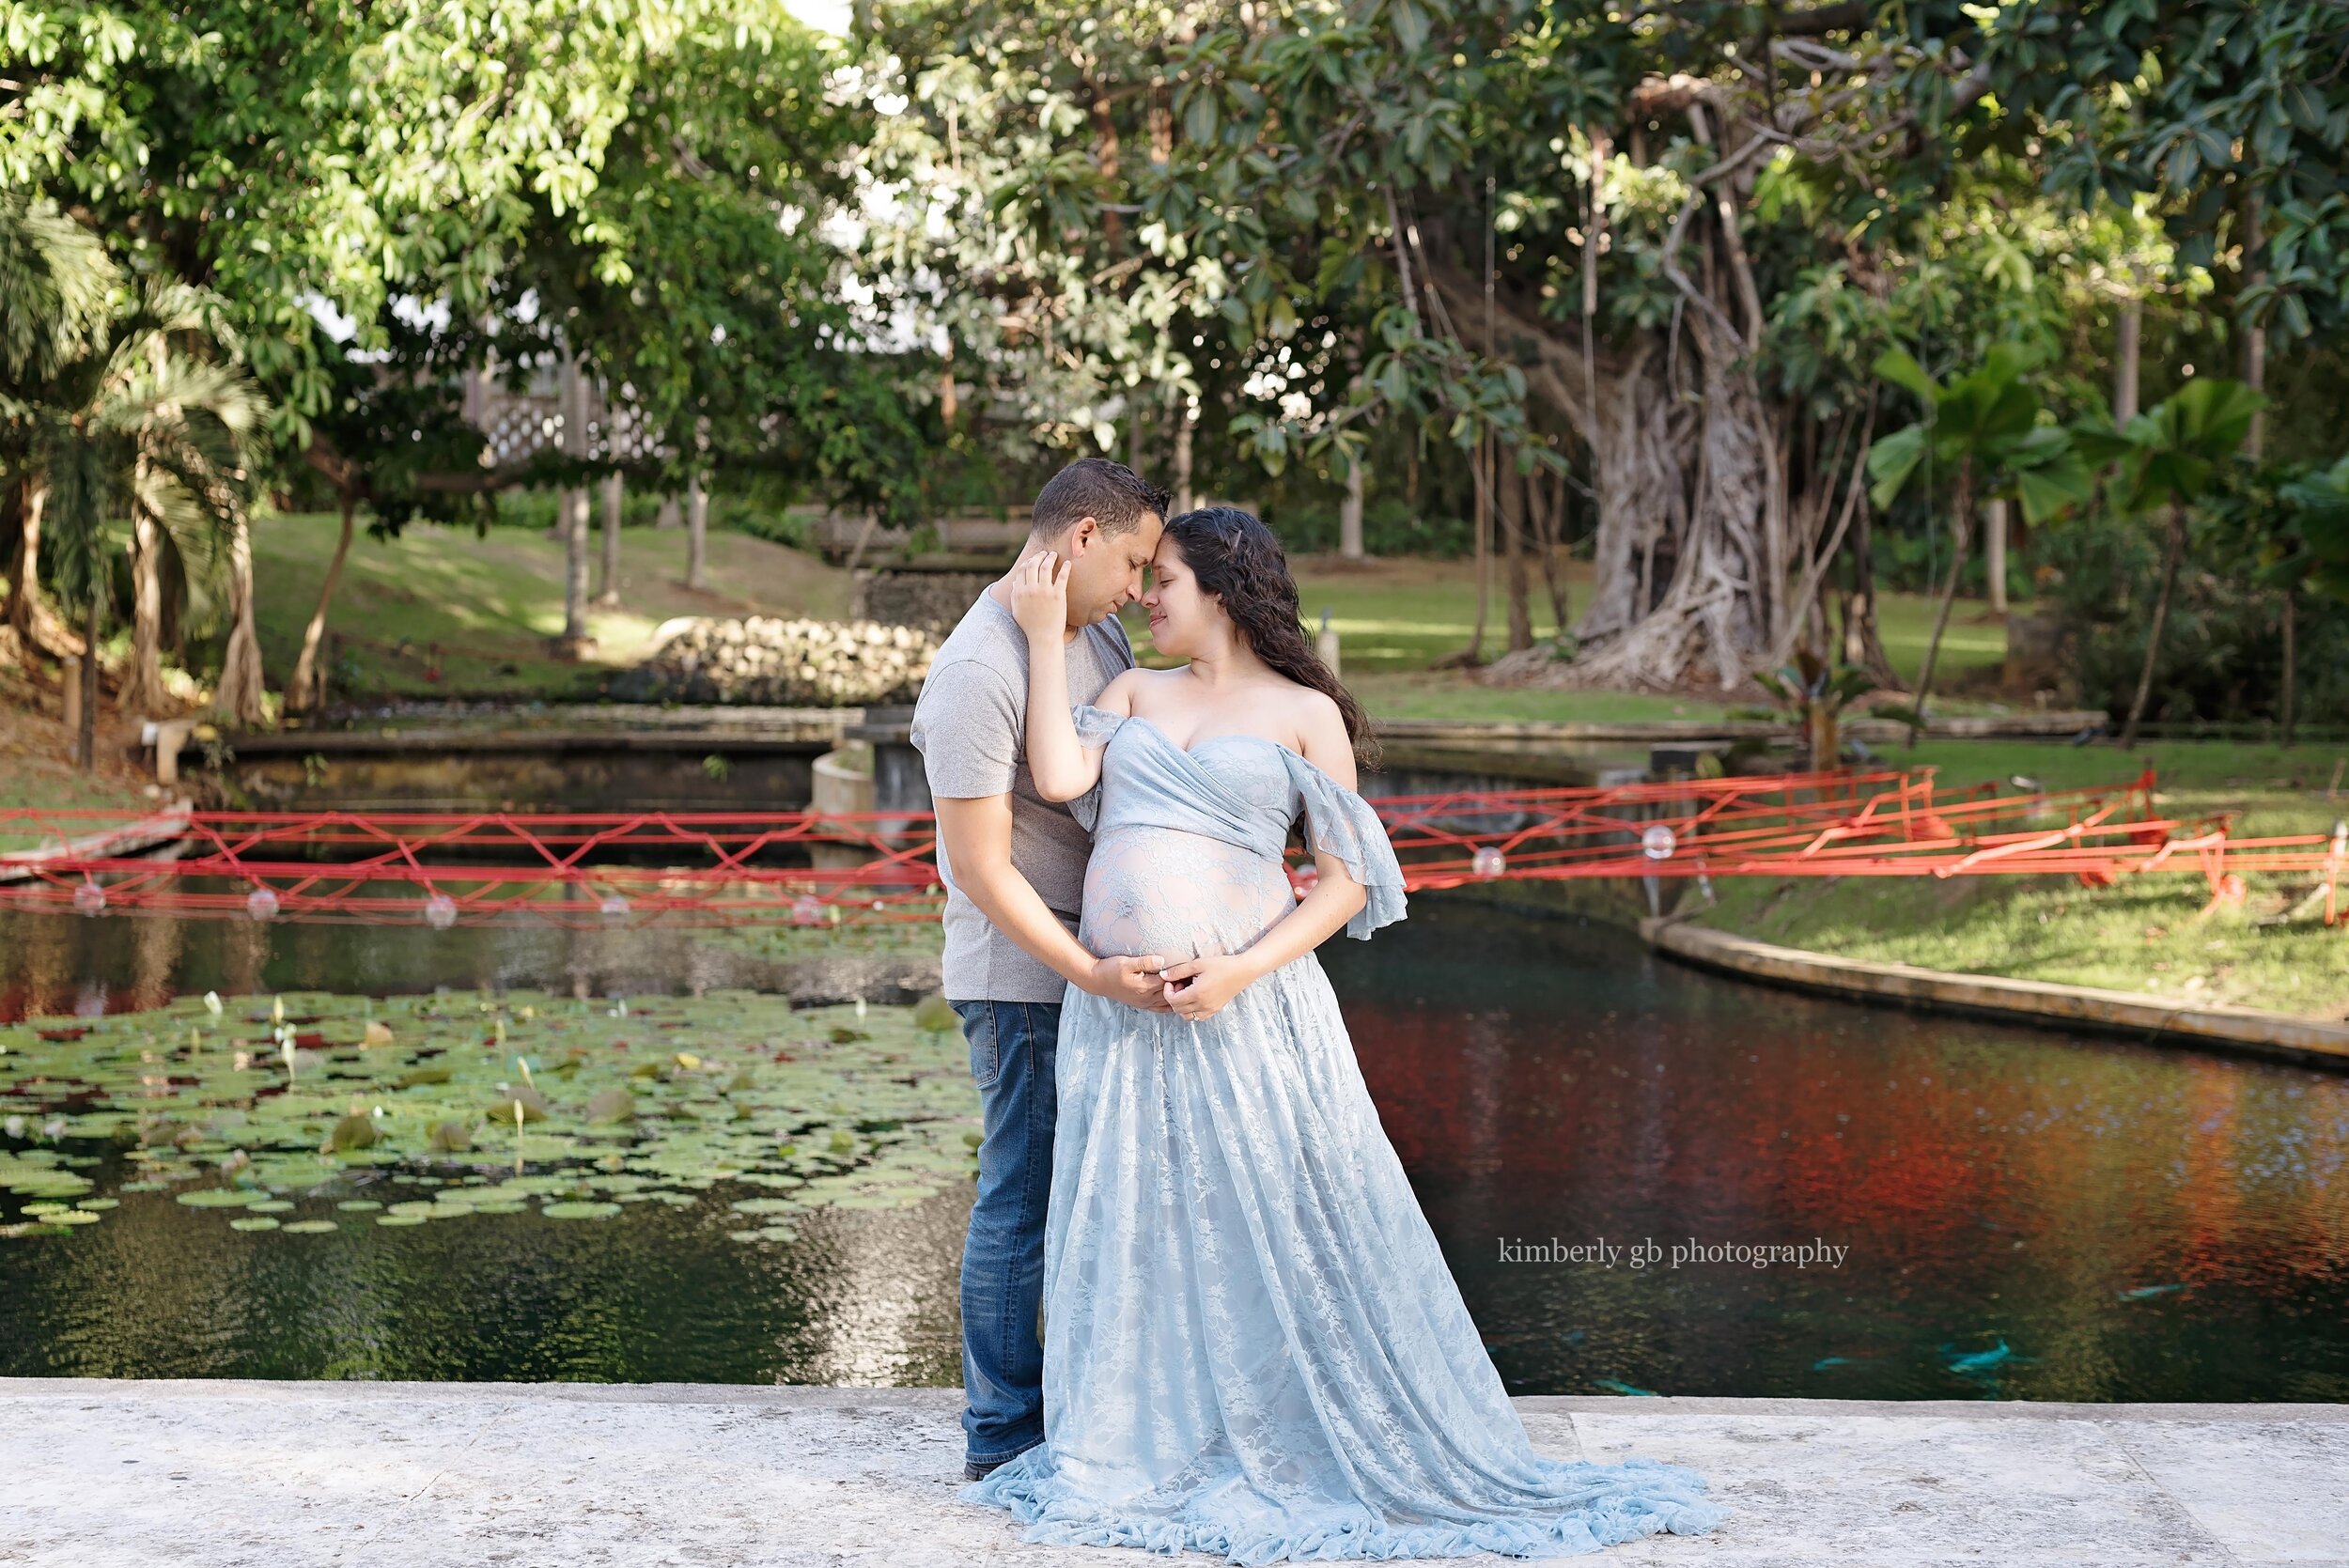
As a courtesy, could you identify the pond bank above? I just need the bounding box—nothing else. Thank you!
[5,1378,2340,1565]
[1645,915,2349,1068]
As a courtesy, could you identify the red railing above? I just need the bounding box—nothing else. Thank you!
[0,768,2341,927]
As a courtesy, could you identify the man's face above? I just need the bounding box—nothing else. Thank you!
[1060,512,1165,627]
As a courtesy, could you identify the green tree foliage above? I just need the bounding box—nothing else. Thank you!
[2075,378,2266,746]
[1867,344,2091,734]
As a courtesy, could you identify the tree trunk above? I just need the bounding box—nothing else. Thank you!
[555,354,592,655]
[2114,298,2142,424]
[1173,411,1194,516]
[1338,453,1364,559]
[288,497,356,713]
[685,473,708,592]
[2279,585,2296,748]
[2243,187,2266,459]
[597,471,623,607]
[2119,498,2186,751]
[1906,456,1975,749]
[78,591,100,770]
[1458,433,1492,664]
[1984,497,2009,615]
[558,485,590,648]
[125,498,166,716]
[1432,245,1787,693]
[1839,486,1900,688]
[1528,459,1570,632]
[212,510,268,727]
[1501,460,1532,652]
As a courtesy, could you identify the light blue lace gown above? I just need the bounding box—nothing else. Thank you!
[960,706,1729,1563]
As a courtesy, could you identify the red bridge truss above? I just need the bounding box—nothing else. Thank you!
[0,768,2341,929]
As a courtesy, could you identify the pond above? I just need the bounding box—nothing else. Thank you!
[2,898,2343,1400]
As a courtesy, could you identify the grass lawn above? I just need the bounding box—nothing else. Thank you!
[1695,863,2349,1023]
[253,513,850,702]
[252,516,2008,722]
[1277,554,2012,723]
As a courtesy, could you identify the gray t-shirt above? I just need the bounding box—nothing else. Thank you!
[909,591,1134,1001]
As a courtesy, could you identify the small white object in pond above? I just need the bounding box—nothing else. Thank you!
[245,887,279,921]
[599,892,630,919]
[72,880,106,916]
[1289,863,1320,899]
[424,893,459,929]
[1470,846,1506,879]
[1642,825,1677,861]
[204,991,223,1017]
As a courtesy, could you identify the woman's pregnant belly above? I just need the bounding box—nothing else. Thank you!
[1080,825,1295,959]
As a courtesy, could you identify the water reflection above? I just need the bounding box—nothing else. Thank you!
[1323,903,2349,1401]
[2,901,2344,1398]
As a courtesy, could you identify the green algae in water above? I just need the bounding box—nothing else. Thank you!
[0,991,981,1244]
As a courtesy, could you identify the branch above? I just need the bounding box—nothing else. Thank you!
[1774,2,1872,38]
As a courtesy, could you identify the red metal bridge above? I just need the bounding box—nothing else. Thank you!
[0,768,2341,929]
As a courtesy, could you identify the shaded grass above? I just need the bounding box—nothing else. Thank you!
[0,672,160,851]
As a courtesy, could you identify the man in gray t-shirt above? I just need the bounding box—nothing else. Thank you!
[908,457,1172,1483]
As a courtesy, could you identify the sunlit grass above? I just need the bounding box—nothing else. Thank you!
[251,512,850,701]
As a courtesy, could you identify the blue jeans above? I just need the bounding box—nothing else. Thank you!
[953,998,1061,1466]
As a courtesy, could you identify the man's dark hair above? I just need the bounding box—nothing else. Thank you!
[1031,458,1170,539]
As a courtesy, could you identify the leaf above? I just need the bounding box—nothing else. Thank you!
[1871,349,1938,405]
[1391,0,1429,51]
[325,1112,379,1152]
[2013,458,2093,526]
[1866,425,1928,508]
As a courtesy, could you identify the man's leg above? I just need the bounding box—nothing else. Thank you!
[954,999,1061,1470]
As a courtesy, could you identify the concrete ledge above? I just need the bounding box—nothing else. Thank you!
[5,1380,2342,1566]
[1644,916,2349,1067]
[0,802,191,884]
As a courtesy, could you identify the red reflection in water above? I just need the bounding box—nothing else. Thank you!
[1343,989,2349,1300]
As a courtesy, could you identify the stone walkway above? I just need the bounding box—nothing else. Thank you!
[4,1381,2342,1567]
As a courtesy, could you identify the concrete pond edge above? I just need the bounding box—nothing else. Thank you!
[1641,916,2349,1068]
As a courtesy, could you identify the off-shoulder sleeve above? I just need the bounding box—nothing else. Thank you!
[1280,752,1408,939]
[1065,704,1126,832]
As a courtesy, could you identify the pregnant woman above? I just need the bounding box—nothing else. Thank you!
[962,505,1728,1562]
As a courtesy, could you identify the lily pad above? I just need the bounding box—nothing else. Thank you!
[336,1200,384,1212]
[540,1201,622,1220]
[177,1188,263,1208]
[228,1217,281,1232]
[281,1219,339,1234]
[376,1214,428,1227]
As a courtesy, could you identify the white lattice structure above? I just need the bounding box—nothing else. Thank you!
[459,363,668,477]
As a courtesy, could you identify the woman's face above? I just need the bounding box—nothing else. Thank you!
[1140,536,1224,658]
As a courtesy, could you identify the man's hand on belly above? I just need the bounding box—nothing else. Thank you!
[1080,953,1174,1011]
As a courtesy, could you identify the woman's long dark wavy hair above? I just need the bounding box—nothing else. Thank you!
[1163,506,1378,768]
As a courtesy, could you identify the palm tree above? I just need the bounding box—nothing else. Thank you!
[1866,345,2091,744]
[0,197,116,665]
[2075,380,2266,750]
[2,203,265,763]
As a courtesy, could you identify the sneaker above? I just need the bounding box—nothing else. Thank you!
[962,1457,1006,1482]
